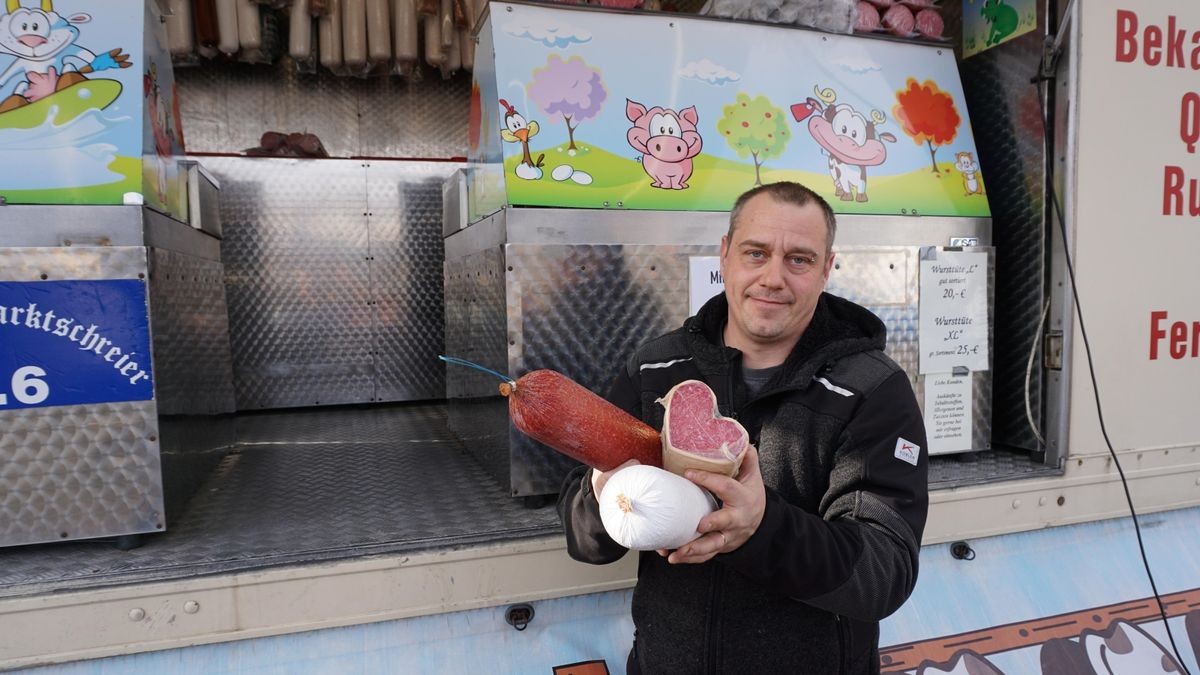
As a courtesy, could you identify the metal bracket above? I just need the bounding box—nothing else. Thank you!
[1044,330,1064,370]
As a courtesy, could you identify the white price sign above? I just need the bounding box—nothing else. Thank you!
[688,256,724,316]
[919,249,989,374]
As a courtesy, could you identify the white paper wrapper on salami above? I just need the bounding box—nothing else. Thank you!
[599,465,718,551]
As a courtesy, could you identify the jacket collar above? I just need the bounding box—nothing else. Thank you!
[685,291,887,387]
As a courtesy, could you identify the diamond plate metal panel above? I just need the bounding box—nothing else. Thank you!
[504,243,714,496]
[147,249,236,416]
[958,1,1048,453]
[209,157,455,409]
[368,162,463,402]
[0,401,164,547]
[0,405,558,597]
[445,248,512,489]
[175,61,469,158]
[207,157,375,409]
[357,73,472,158]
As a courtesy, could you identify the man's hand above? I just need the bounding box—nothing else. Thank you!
[590,459,640,502]
[665,445,766,565]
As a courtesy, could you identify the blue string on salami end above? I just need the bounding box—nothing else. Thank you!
[438,355,517,387]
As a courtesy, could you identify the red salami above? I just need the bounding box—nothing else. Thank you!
[915,8,944,38]
[865,0,893,8]
[855,1,881,32]
[882,4,915,36]
[658,380,748,478]
[501,370,662,471]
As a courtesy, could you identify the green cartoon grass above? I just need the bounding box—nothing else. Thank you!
[0,156,144,205]
[503,141,990,217]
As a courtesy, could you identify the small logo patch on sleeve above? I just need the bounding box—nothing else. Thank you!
[894,438,920,466]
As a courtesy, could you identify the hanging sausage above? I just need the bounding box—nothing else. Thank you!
[215,0,240,54]
[165,0,195,58]
[366,0,392,66]
[423,13,444,67]
[342,0,368,71]
[289,0,313,59]
[458,26,472,72]
[238,0,263,59]
[439,0,453,51]
[319,0,344,70]
[442,21,460,77]
[193,0,220,53]
[392,0,419,76]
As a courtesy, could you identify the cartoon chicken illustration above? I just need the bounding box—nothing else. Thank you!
[499,98,543,180]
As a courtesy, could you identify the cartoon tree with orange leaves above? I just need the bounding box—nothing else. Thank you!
[892,78,961,174]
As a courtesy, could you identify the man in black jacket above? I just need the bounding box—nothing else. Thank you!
[558,181,929,674]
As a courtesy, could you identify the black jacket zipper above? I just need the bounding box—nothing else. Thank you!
[707,565,724,674]
[836,614,848,675]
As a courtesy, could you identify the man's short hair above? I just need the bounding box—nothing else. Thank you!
[726,182,837,254]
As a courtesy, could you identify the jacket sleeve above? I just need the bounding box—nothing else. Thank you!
[555,360,643,565]
[718,369,929,621]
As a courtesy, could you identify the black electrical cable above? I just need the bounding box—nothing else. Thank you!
[1033,76,1194,675]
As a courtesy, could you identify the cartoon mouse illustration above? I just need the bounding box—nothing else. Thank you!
[955,151,985,196]
[0,0,131,113]
[499,98,544,180]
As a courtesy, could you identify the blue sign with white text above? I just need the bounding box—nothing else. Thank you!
[0,279,154,410]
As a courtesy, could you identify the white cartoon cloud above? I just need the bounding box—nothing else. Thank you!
[502,19,591,48]
[831,55,882,74]
[679,59,741,85]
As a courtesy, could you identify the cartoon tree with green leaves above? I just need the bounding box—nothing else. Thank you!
[717,93,790,186]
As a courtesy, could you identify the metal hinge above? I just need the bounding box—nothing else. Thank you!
[1044,330,1064,370]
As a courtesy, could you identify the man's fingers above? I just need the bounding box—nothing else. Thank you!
[684,468,739,496]
[736,445,760,481]
[668,531,725,564]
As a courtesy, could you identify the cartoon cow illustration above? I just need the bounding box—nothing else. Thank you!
[499,98,543,180]
[791,86,896,203]
[0,0,131,113]
[625,98,702,190]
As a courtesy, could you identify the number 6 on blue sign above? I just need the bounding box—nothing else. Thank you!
[1,366,50,406]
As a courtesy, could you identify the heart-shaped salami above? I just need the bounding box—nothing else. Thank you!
[658,380,748,477]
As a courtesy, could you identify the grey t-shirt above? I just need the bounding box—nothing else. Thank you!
[742,364,783,400]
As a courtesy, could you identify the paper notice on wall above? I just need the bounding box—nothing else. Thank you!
[919,248,988,374]
[689,256,723,316]
[925,373,973,454]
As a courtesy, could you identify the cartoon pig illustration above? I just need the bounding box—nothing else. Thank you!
[626,98,703,190]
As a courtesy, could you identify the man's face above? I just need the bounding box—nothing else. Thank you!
[719,195,835,353]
